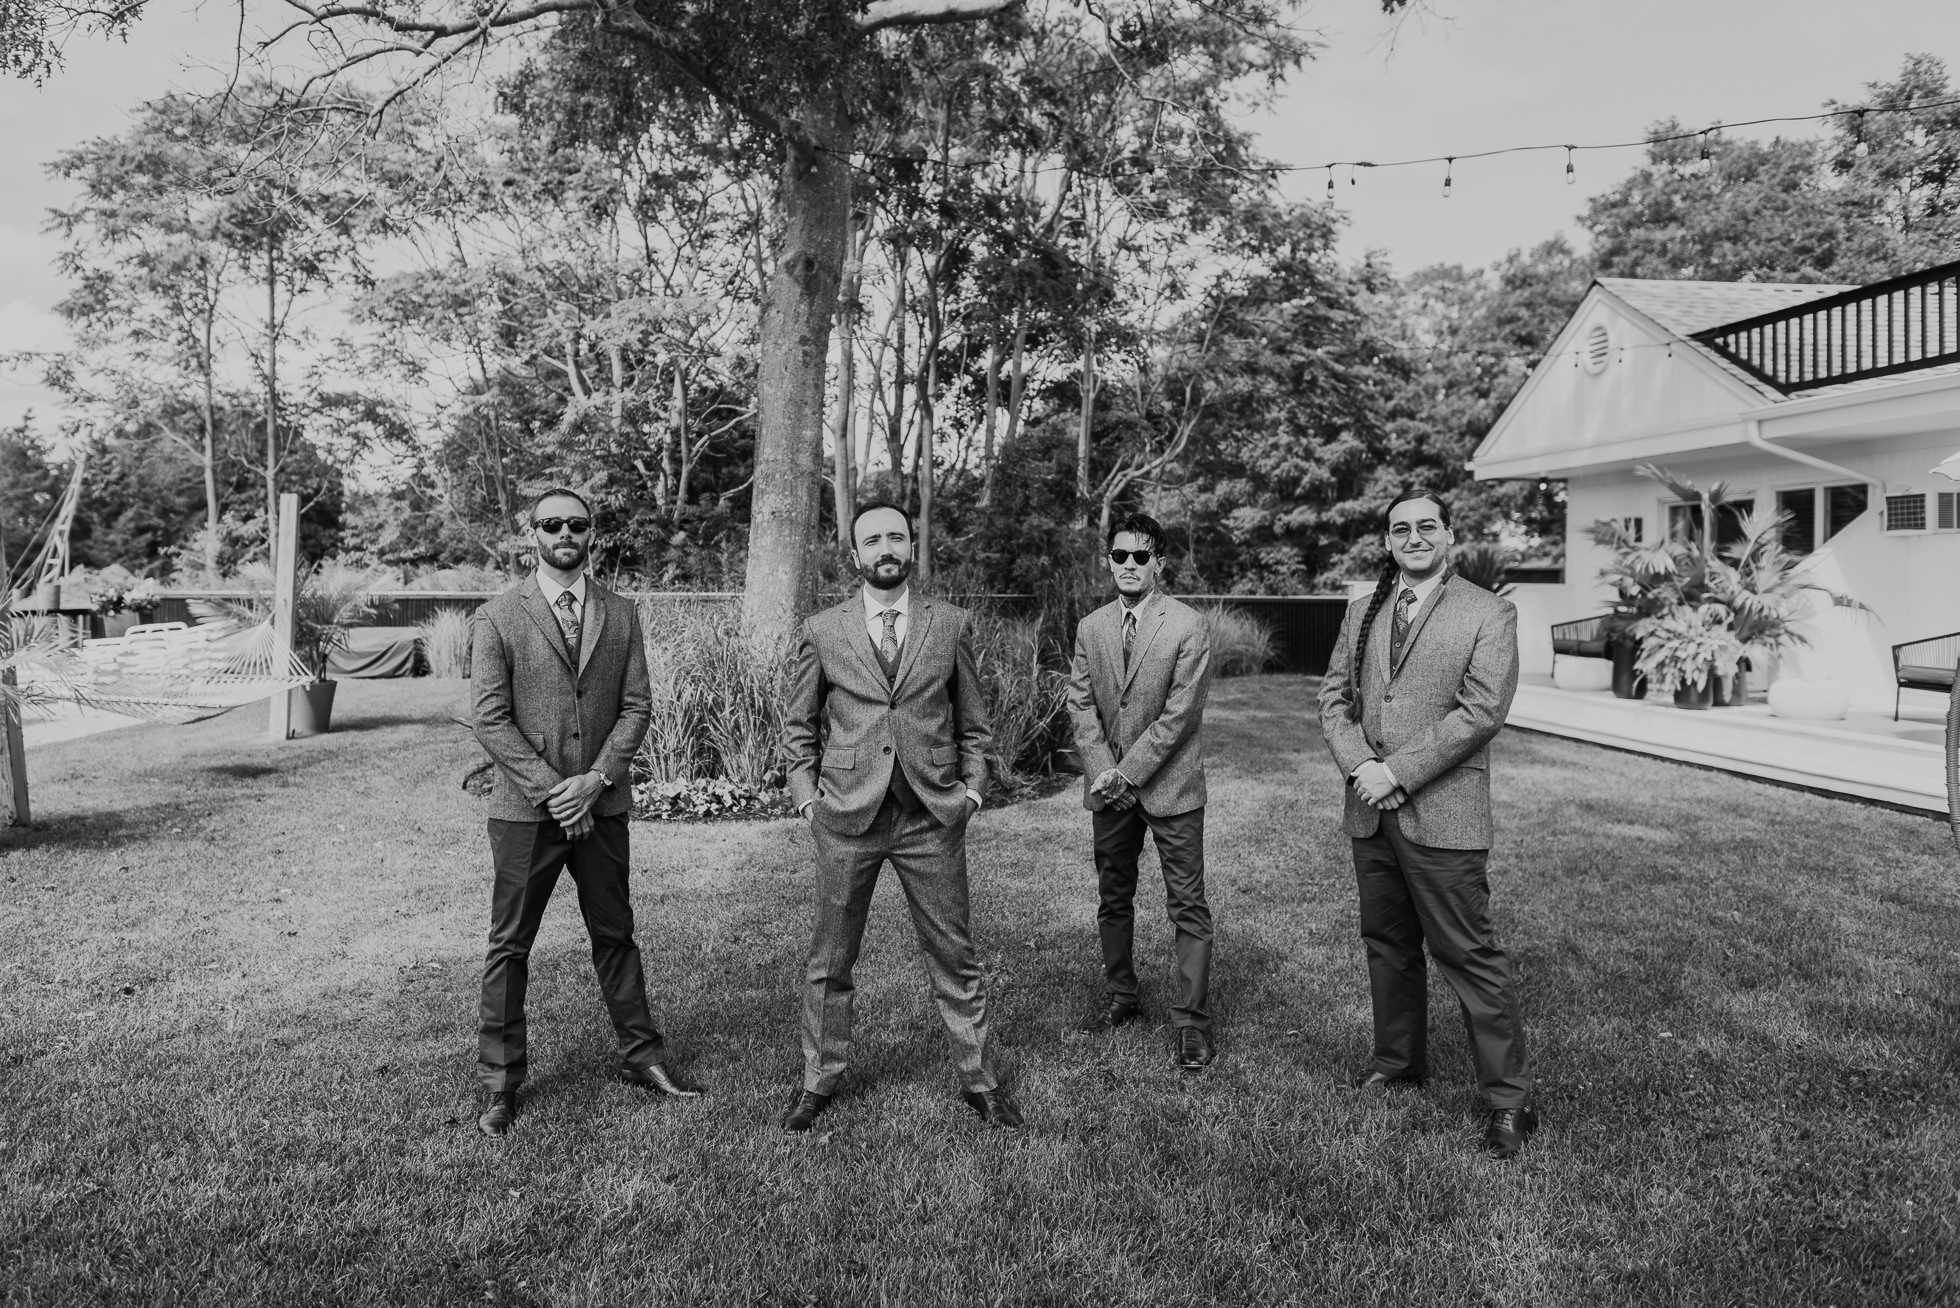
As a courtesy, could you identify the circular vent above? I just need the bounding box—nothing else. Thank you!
[1583,322,1612,375]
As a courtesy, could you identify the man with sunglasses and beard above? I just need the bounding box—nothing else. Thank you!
[1065,512,1217,1071]
[778,500,1020,1133]
[469,488,700,1137]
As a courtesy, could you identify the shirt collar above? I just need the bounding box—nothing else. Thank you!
[1399,569,1447,609]
[867,587,910,618]
[537,570,587,606]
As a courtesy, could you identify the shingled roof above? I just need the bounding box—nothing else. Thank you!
[1598,278,1853,398]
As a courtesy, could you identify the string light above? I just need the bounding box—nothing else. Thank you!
[1326,167,1335,198]
[1854,110,1871,158]
[1442,157,1454,198]
[1698,132,1713,172]
[1565,146,1576,184]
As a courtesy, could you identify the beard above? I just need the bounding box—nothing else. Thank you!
[541,537,588,570]
[859,553,913,588]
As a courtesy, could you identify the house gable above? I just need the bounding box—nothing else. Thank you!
[1470,284,1778,480]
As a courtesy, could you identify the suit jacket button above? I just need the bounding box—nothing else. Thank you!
[882,745,892,754]
[1382,694,1393,703]
[572,731,581,739]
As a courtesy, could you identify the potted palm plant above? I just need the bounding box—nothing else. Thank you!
[1709,506,1869,706]
[193,559,384,736]
[1631,602,1744,710]
[1586,517,1681,699]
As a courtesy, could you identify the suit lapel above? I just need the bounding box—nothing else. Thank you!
[520,580,575,672]
[1097,603,1125,694]
[1390,574,1452,677]
[893,594,932,691]
[577,582,609,680]
[1119,593,1167,692]
[846,591,884,688]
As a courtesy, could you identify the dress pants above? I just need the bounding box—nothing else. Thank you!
[478,814,666,1091]
[802,794,997,1095]
[1352,807,1531,1109]
[1092,803,1212,1033]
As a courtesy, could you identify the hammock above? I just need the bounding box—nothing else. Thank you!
[57,621,314,725]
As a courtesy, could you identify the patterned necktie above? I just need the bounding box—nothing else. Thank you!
[554,589,581,656]
[1390,587,1416,665]
[879,608,901,665]
[1122,609,1137,670]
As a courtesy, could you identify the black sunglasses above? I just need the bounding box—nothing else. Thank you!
[1108,549,1154,566]
[533,517,592,535]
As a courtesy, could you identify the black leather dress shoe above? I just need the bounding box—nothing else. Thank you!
[781,1089,832,1133]
[1175,1026,1214,1072]
[1351,1070,1425,1093]
[620,1062,703,1098]
[1483,1103,1539,1160]
[960,1087,1025,1129]
[1083,997,1140,1032]
[477,1091,517,1137]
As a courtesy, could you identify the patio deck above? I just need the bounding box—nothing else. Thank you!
[1508,675,1950,816]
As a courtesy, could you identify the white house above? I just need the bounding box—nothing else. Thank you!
[1470,266,1960,714]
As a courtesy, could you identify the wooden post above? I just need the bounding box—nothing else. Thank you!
[268,491,300,742]
[1,664,26,827]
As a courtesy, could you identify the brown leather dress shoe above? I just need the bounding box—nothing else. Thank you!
[781,1088,832,1133]
[1351,1070,1425,1092]
[960,1087,1025,1129]
[620,1062,703,1098]
[1483,1103,1539,1160]
[1175,1026,1215,1072]
[477,1091,517,1137]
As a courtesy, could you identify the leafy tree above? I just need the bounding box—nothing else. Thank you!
[0,418,64,584]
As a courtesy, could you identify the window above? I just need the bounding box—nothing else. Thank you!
[1667,499,1755,551]
[1776,487,1817,554]
[1940,491,1959,531]
[1620,516,1644,543]
[1885,493,1928,532]
[1825,484,1868,540]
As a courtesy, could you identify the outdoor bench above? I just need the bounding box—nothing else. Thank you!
[1893,631,1960,720]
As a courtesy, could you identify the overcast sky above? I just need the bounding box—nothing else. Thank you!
[2,0,1958,428]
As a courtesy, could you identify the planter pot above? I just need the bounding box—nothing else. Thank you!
[101,612,140,640]
[1672,676,1715,710]
[1552,654,1614,693]
[286,680,338,738]
[1609,638,1647,700]
[1768,678,1848,721]
[1711,658,1754,707]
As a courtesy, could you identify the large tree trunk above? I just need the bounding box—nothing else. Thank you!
[830,218,868,547]
[263,227,280,544]
[1076,324,1096,505]
[742,92,854,648]
[199,305,220,577]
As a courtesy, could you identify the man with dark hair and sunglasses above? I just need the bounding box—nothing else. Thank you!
[1064,512,1218,1071]
[468,487,700,1137]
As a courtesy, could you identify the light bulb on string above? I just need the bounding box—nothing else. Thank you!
[1698,132,1713,173]
[1442,157,1454,198]
[1327,167,1335,199]
[1854,110,1871,158]
[1565,146,1576,185]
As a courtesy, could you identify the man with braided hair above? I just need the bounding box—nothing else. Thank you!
[1316,490,1537,1160]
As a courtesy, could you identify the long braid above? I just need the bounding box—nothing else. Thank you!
[1347,559,1401,722]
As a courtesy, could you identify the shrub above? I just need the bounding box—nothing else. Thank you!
[415,607,473,678]
[1450,542,1516,596]
[633,597,788,799]
[1196,603,1278,678]
[967,606,1069,790]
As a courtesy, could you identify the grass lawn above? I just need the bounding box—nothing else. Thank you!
[2,674,1956,1306]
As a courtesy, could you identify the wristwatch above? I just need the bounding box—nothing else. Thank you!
[590,768,613,789]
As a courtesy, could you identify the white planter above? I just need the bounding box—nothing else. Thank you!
[1552,654,1614,693]
[1768,678,1849,721]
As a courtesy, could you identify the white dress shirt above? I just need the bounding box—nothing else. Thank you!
[864,587,911,648]
[536,569,588,614]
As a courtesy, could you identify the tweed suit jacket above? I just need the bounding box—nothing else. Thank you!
[1316,574,1519,850]
[1066,592,1212,817]
[782,591,994,837]
[471,577,652,823]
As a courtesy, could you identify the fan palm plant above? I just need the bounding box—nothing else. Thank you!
[191,560,386,681]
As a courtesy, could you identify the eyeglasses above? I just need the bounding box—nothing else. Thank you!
[1108,549,1154,566]
[1388,522,1446,540]
[533,517,592,535]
